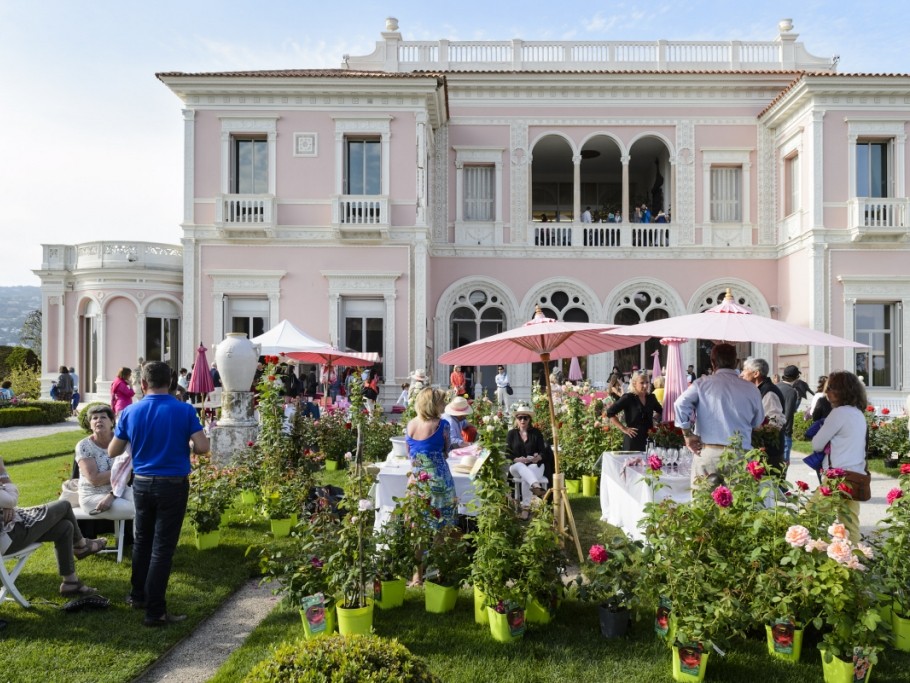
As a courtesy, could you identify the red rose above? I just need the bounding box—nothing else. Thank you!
[886,488,903,505]
[819,486,832,497]
[747,461,765,480]
[882,408,890,415]
[866,406,875,412]
[900,464,910,476]
[267,375,276,382]
[345,422,352,430]
[796,480,809,491]
[588,544,608,564]
[837,482,854,496]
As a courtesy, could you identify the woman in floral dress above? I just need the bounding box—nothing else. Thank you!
[405,387,457,529]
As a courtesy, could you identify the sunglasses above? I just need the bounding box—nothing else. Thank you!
[516,415,530,421]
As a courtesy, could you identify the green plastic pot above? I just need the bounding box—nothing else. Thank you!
[487,605,526,643]
[474,586,488,625]
[300,603,336,638]
[672,644,709,682]
[765,621,803,662]
[565,479,581,494]
[269,517,292,537]
[375,578,406,610]
[194,529,220,550]
[424,580,458,613]
[820,650,873,683]
[336,599,373,636]
[581,475,599,496]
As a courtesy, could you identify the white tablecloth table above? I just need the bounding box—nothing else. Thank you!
[372,458,479,531]
[599,451,692,540]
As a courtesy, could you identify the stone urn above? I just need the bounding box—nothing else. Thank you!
[214,332,260,392]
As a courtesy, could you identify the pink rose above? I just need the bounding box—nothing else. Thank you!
[886,488,903,505]
[806,539,829,553]
[900,464,910,476]
[819,486,832,497]
[825,467,846,479]
[246,441,255,447]
[588,544,608,564]
[828,523,848,540]
[711,485,732,508]
[647,455,663,471]
[746,460,766,480]
[827,539,853,566]
[785,525,811,548]
[856,543,874,560]
[418,471,431,482]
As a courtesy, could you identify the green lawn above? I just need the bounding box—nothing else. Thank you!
[4,443,910,682]
[0,431,83,464]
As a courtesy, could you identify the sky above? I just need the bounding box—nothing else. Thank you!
[1,0,908,287]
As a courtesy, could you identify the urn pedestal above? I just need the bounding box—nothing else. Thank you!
[210,332,260,465]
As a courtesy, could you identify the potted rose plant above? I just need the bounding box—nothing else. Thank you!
[519,498,565,624]
[574,531,642,638]
[875,463,910,651]
[187,452,231,549]
[424,528,470,614]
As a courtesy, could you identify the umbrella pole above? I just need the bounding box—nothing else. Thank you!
[541,352,583,563]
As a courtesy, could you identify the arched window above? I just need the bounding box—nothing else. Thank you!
[80,300,101,394]
[449,289,506,396]
[612,290,670,374]
[145,299,181,371]
[533,290,590,383]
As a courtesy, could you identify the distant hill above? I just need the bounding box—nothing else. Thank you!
[0,286,40,347]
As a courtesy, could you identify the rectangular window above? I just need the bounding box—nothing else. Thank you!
[854,303,898,389]
[784,153,799,216]
[342,298,384,378]
[464,165,494,221]
[855,140,890,198]
[710,167,742,222]
[232,137,268,194]
[226,297,268,339]
[345,138,381,195]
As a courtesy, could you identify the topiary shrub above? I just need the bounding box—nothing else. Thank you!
[78,401,112,432]
[244,634,440,683]
[792,409,811,441]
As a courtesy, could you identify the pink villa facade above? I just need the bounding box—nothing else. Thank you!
[35,19,910,407]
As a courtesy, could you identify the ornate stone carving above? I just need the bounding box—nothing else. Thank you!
[675,120,695,244]
[432,124,449,242]
[510,122,529,243]
[293,132,318,157]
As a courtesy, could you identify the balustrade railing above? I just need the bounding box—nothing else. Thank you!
[848,197,909,240]
[216,195,275,227]
[332,195,389,226]
[532,222,672,248]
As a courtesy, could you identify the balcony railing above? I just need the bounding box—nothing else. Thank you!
[215,194,276,232]
[345,24,835,73]
[848,197,910,241]
[332,195,390,239]
[533,223,673,248]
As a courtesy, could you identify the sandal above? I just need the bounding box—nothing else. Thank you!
[519,509,531,521]
[74,537,108,560]
[60,580,98,597]
[531,485,547,499]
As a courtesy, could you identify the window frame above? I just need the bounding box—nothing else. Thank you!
[701,148,752,226]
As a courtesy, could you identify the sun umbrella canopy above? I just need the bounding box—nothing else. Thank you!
[439,315,649,366]
[282,348,378,367]
[251,319,330,356]
[651,349,662,379]
[610,290,867,348]
[568,357,583,381]
[660,337,688,423]
[188,344,215,395]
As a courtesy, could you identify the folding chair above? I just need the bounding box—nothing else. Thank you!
[1,542,43,608]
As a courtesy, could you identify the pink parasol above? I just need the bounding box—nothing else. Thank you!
[611,289,867,347]
[568,356,583,382]
[439,306,647,561]
[651,349,662,380]
[188,343,216,418]
[282,348,378,400]
[660,338,688,423]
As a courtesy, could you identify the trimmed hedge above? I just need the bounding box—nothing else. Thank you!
[244,634,440,683]
[0,401,70,428]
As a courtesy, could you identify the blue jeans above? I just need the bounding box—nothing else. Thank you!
[131,476,189,619]
[783,435,793,466]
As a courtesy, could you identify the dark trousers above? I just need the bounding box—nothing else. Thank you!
[7,500,84,577]
[130,476,189,619]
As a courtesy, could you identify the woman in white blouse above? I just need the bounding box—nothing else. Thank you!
[76,404,134,515]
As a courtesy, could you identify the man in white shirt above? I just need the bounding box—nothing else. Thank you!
[581,206,592,223]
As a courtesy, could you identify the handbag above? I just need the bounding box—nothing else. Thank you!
[505,384,514,396]
[843,468,872,502]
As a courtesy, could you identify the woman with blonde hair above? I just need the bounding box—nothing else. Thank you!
[405,387,457,584]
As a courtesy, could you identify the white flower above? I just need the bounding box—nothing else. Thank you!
[486,425,496,433]
[344,451,353,461]
[358,498,372,512]
[483,415,491,424]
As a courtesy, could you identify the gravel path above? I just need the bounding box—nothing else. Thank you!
[133,579,280,683]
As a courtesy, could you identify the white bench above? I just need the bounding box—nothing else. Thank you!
[1,542,43,608]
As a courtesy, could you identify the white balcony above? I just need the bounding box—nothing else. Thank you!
[332,195,390,240]
[848,198,910,241]
[531,222,674,248]
[215,194,276,236]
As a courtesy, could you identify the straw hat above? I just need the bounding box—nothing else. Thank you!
[445,396,472,416]
[513,403,533,417]
[411,369,428,382]
[451,454,477,473]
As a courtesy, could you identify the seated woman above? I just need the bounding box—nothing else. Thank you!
[1,457,106,597]
[607,372,663,452]
[505,404,549,520]
[442,396,475,450]
[76,404,135,516]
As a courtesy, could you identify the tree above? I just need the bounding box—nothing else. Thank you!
[19,309,41,355]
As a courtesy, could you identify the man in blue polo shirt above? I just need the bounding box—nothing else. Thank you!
[109,361,209,627]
